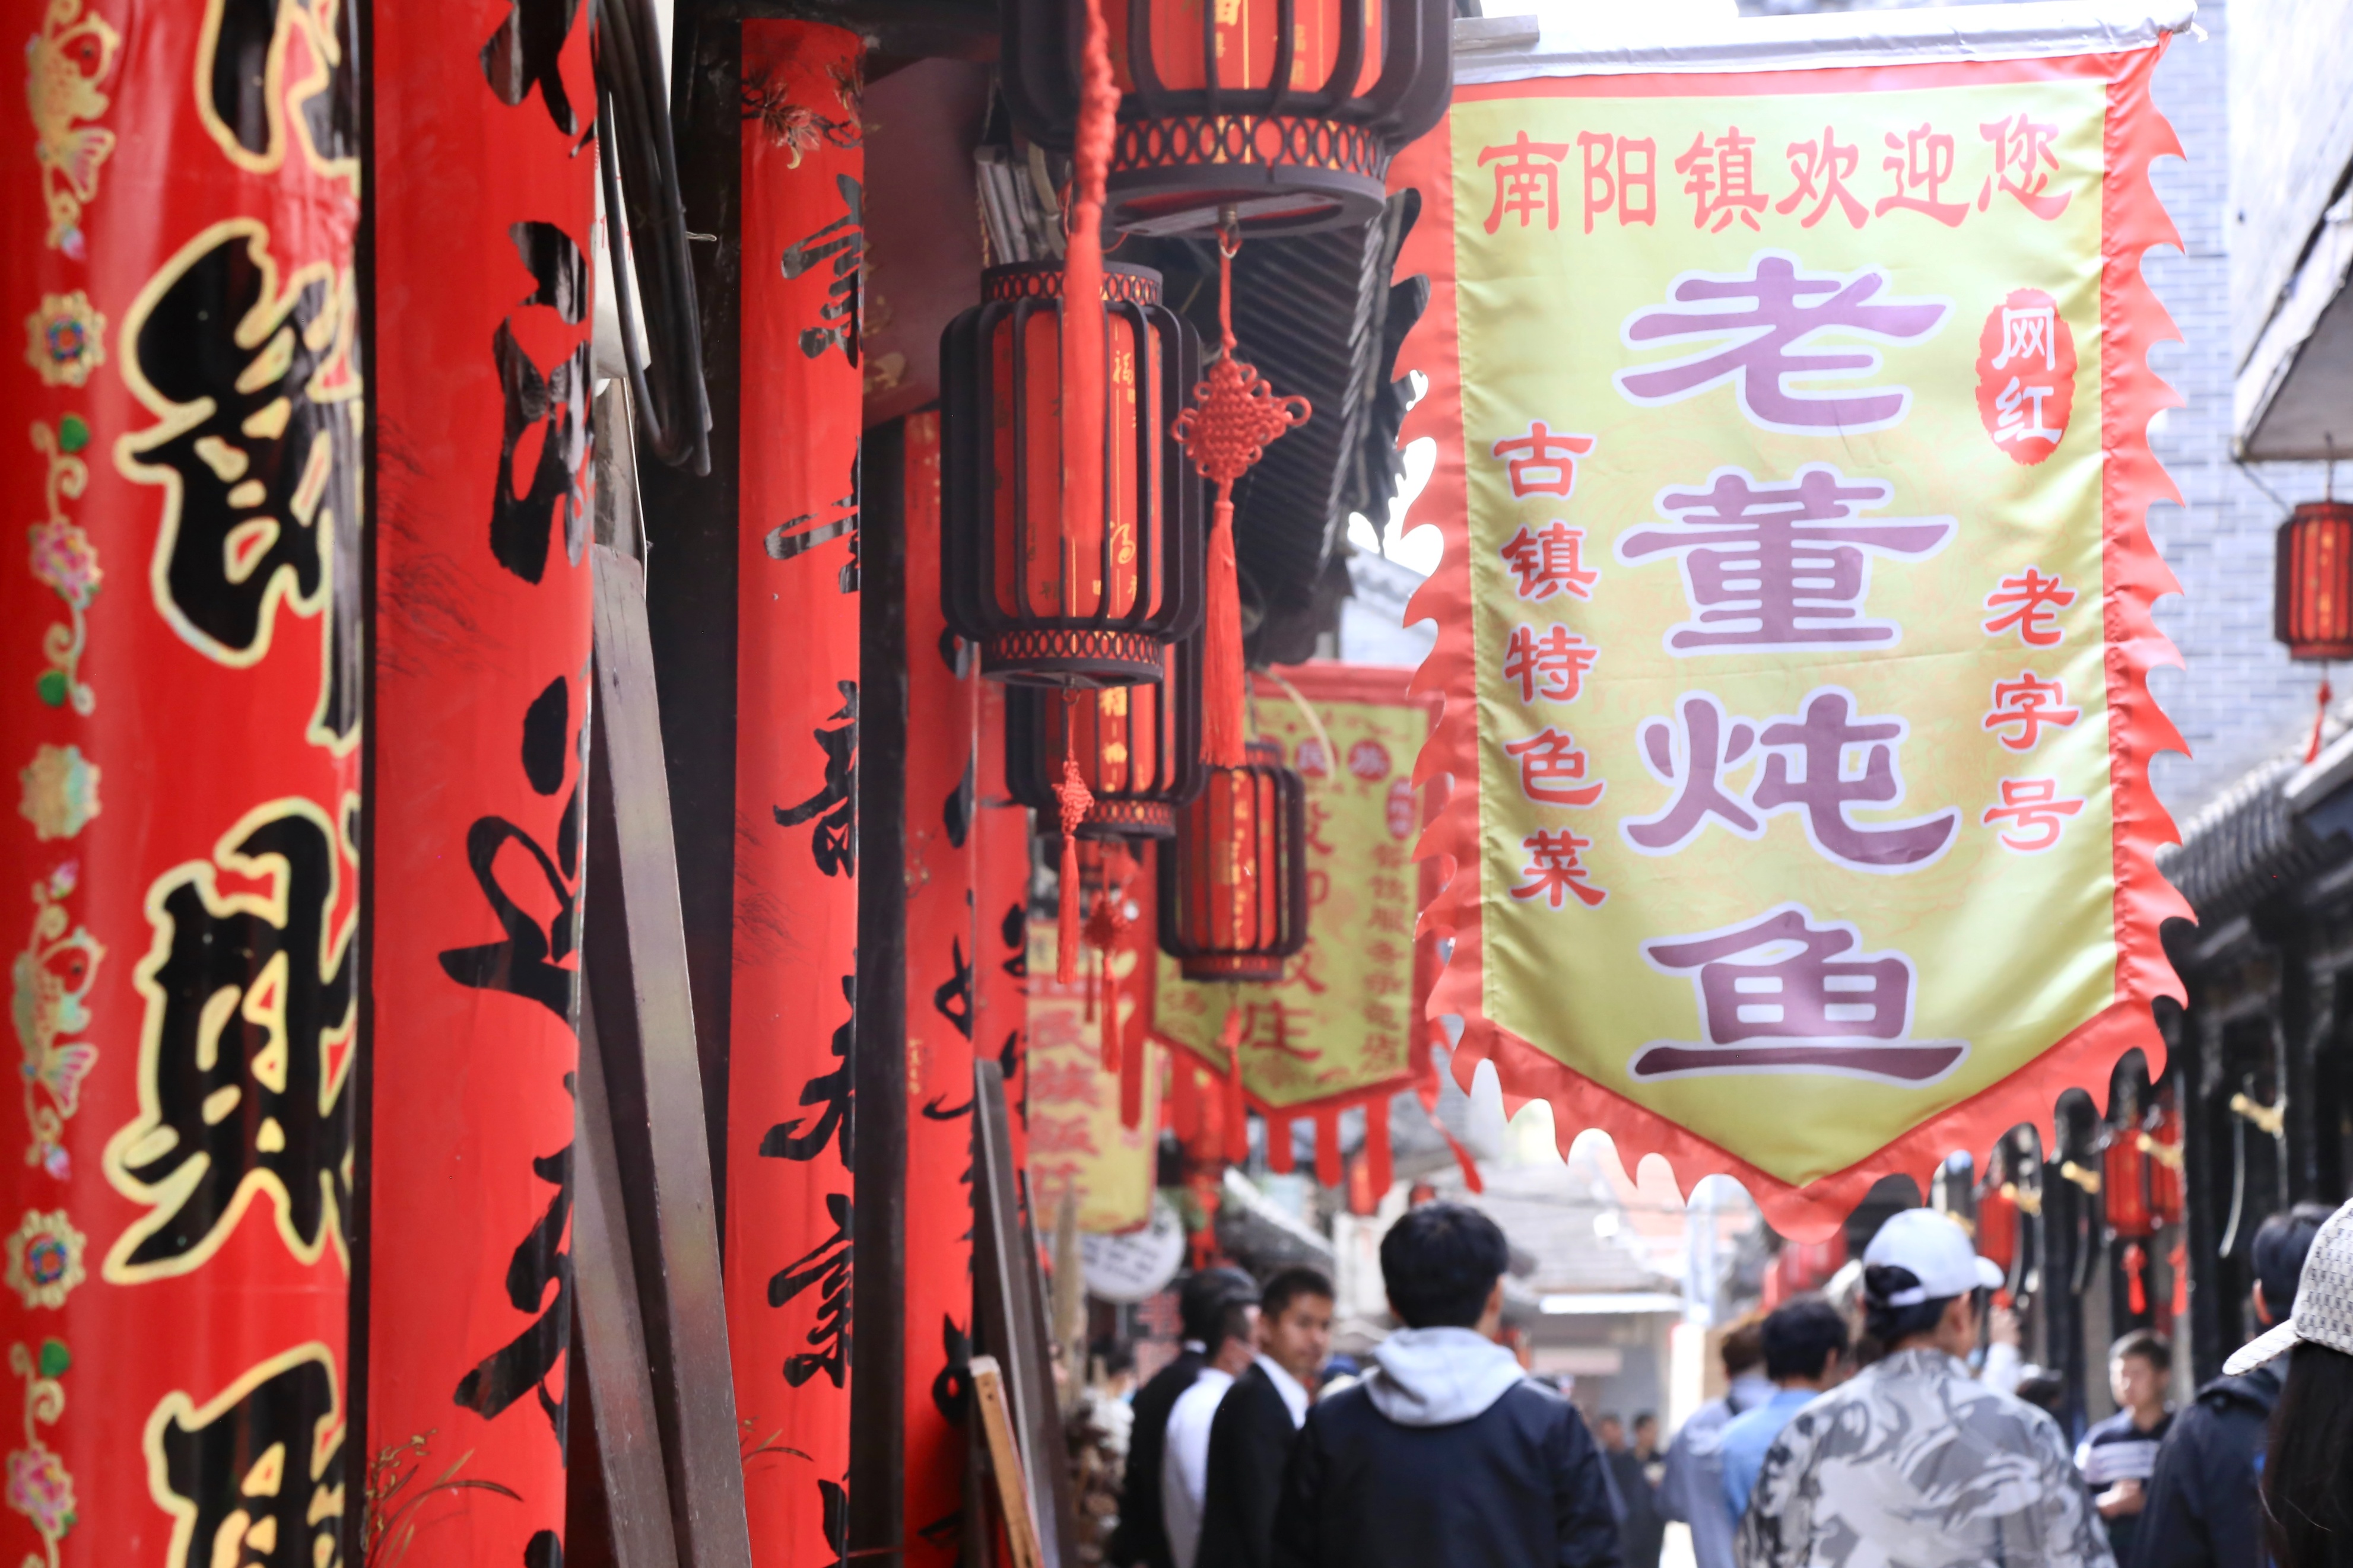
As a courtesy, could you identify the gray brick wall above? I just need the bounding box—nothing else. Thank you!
[2142,1,2334,820]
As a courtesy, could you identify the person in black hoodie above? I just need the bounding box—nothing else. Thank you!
[2136,1203,2334,1568]
[1271,1202,1622,1568]
[1110,1267,1259,1568]
[1196,1267,1335,1568]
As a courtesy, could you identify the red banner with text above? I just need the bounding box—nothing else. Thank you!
[731,21,865,1565]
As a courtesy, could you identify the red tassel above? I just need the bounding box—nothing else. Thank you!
[1221,1007,1249,1166]
[2310,672,2333,764]
[1058,0,1118,574]
[1052,694,1093,986]
[1084,942,1098,1022]
[1266,1109,1295,1175]
[1367,1101,1393,1201]
[1204,492,1246,765]
[2125,1241,2148,1316]
[2170,1237,2188,1320]
[1314,1109,1342,1188]
[1175,228,1309,768]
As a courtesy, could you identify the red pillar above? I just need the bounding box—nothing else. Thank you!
[730,21,865,1563]
[368,0,598,1560]
[2,0,361,1561]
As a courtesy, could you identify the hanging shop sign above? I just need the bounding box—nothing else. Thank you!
[901,410,980,1568]
[1153,665,1437,1188]
[1027,919,1161,1233]
[2,1,361,1563]
[1397,10,2193,1236]
[729,20,864,1559]
[366,0,596,1559]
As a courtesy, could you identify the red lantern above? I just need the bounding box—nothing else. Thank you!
[2103,1120,2154,1240]
[940,260,1203,685]
[1158,739,1309,981]
[1002,0,1455,238]
[1006,638,1204,837]
[2277,500,2353,659]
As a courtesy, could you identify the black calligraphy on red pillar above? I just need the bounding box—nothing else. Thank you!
[758,974,855,1171]
[779,174,864,363]
[489,222,593,585]
[148,1346,347,1568]
[481,0,582,134]
[453,1098,574,1455]
[118,222,363,747]
[769,1190,853,1388]
[439,673,583,1022]
[106,803,355,1278]
[773,682,859,877]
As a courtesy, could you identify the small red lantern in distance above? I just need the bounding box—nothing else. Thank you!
[1159,739,1308,981]
[2102,1118,2154,1241]
[941,260,1204,686]
[1001,0,1453,238]
[2277,500,2353,659]
[1007,638,1204,837]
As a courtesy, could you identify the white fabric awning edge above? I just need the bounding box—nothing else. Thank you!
[1453,0,2199,83]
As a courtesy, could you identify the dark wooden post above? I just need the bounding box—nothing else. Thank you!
[855,419,912,1561]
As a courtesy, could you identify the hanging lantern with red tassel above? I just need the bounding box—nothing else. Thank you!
[2275,498,2353,760]
[938,259,1205,685]
[1006,636,1205,838]
[1159,739,1309,981]
[1001,0,1454,238]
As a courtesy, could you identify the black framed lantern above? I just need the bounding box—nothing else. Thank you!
[2277,500,2353,660]
[1158,739,1308,981]
[1008,637,1205,837]
[1001,0,1455,238]
[941,259,1205,686]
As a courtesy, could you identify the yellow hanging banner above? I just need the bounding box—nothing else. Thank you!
[1027,920,1160,1233]
[1399,23,2192,1235]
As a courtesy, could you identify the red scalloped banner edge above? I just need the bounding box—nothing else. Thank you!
[1390,44,2193,1242]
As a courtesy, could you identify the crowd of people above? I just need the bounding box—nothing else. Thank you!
[1095,1195,2353,1568]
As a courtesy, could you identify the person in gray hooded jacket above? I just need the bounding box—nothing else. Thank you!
[1270,1202,1623,1568]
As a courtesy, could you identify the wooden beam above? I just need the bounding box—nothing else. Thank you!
[573,978,687,1568]
[589,545,757,1568]
[971,1059,1079,1565]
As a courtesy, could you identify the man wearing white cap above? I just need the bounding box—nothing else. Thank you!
[1735,1208,2112,1568]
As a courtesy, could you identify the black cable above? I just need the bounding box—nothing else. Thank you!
[593,0,712,475]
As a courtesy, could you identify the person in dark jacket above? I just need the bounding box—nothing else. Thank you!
[1110,1267,1259,1568]
[1607,1412,1666,1568]
[2136,1203,2333,1568]
[1196,1267,1334,1568]
[1271,1202,1622,1568]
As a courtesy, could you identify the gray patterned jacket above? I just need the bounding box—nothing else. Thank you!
[1734,1348,2113,1568]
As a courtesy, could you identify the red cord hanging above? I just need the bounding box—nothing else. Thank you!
[1174,222,1311,765]
[1082,841,1136,1071]
[1054,691,1095,984]
[1220,1004,1250,1165]
[1058,0,1120,599]
[2310,669,2333,764]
